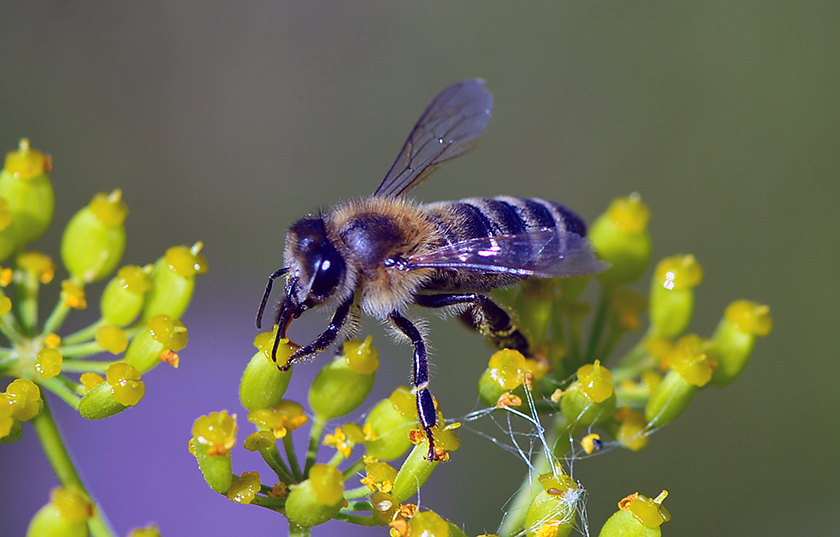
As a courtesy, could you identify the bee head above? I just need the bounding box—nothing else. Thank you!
[278,217,347,335]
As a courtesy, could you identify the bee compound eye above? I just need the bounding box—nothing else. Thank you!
[310,248,345,298]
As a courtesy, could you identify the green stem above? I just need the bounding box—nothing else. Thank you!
[59,341,106,359]
[14,269,40,335]
[283,433,304,482]
[248,494,285,511]
[305,416,326,475]
[595,325,626,365]
[31,399,117,537]
[341,458,366,481]
[261,445,295,484]
[41,301,71,338]
[499,460,545,536]
[344,485,373,500]
[335,512,380,526]
[31,399,83,486]
[59,360,117,374]
[62,318,106,345]
[584,286,611,364]
[567,315,582,369]
[612,353,658,385]
[124,320,147,339]
[497,414,570,537]
[343,500,374,512]
[39,376,82,410]
[0,311,25,344]
[614,383,650,407]
[326,450,346,467]
[611,337,654,384]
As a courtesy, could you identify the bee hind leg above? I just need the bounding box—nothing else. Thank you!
[415,293,530,353]
[388,311,439,460]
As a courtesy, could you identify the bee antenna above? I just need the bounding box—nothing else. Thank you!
[256,267,289,329]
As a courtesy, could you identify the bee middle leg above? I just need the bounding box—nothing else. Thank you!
[388,310,439,460]
[415,293,530,353]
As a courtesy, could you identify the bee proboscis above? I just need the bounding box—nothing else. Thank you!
[257,79,607,459]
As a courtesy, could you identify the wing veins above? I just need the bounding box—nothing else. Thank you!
[373,79,493,198]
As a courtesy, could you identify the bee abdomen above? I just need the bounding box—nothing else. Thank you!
[443,196,586,243]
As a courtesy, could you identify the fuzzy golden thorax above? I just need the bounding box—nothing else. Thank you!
[325,197,438,319]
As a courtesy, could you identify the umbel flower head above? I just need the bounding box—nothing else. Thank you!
[0,139,206,439]
[0,138,207,537]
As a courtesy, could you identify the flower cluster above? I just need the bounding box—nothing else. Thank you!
[0,140,206,537]
[193,331,463,533]
[193,193,770,537]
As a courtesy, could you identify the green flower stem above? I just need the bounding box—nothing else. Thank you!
[341,458,366,481]
[59,341,107,359]
[31,399,82,485]
[343,501,374,512]
[594,325,626,365]
[614,383,650,406]
[584,287,611,364]
[31,398,117,537]
[497,414,570,537]
[304,416,326,475]
[62,318,106,345]
[335,512,380,526]
[248,494,285,511]
[567,315,583,370]
[0,312,25,343]
[14,270,40,335]
[283,433,304,482]
[611,338,655,384]
[260,444,295,484]
[119,325,142,342]
[326,449,346,467]
[59,359,116,373]
[499,462,548,537]
[41,300,71,338]
[39,376,82,410]
[344,485,373,500]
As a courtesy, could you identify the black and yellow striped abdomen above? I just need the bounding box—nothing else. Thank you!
[421,196,587,292]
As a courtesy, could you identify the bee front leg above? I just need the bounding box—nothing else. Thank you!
[272,295,354,371]
[388,311,439,461]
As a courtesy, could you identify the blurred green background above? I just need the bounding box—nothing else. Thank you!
[1,2,838,536]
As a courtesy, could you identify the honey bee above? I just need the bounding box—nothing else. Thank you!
[257,79,606,459]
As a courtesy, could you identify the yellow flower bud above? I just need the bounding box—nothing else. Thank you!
[226,471,261,504]
[35,348,63,378]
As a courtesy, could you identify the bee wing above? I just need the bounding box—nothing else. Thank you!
[373,79,493,199]
[403,229,609,278]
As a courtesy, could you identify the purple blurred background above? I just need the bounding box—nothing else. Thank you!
[2,2,839,536]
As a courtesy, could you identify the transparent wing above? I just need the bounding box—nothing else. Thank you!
[373,79,493,198]
[403,229,609,278]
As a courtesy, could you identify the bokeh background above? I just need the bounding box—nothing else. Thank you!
[1,2,838,536]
